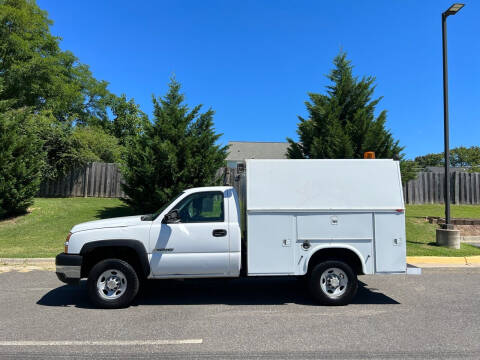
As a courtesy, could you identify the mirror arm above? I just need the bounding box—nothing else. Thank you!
[163,209,180,224]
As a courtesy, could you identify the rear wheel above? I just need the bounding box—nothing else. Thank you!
[308,260,358,306]
[87,259,139,309]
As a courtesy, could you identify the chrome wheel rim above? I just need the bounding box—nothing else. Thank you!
[320,267,348,299]
[97,269,127,300]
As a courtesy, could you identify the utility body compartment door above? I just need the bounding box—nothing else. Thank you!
[374,212,406,273]
[247,214,295,275]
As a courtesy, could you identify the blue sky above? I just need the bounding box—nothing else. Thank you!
[38,0,479,159]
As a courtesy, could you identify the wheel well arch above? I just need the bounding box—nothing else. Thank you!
[80,240,150,278]
[306,247,365,275]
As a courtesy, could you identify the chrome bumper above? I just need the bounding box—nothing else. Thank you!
[55,253,82,284]
[56,265,81,279]
[55,265,81,284]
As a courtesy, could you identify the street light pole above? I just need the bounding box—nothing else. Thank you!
[441,3,464,229]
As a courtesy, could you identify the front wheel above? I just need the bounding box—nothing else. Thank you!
[87,259,139,309]
[308,260,358,306]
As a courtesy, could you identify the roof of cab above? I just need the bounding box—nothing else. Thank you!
[184,186,233,193]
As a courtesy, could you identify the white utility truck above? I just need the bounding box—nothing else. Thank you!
[56,159,415,308]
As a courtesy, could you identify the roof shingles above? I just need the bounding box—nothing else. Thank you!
[226,141,289,161]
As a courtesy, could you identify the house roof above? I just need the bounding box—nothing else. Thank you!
[226,141,289,161]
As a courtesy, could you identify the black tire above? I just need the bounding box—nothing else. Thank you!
[308,260,358,306]
[87,259,140,309]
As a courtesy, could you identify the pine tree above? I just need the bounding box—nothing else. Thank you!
[121,78,227,212]
[0,107,45,219]
[287,52,403,161]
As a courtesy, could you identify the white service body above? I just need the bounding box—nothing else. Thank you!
[245,159,406,276]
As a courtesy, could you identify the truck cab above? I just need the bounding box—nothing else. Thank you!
[56,186,242,308]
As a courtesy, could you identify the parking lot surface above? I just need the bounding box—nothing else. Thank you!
[0,268,479,359]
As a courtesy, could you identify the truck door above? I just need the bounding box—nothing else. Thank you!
[149,191,230,276]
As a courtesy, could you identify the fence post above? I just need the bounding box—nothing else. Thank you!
[475,173,480,204]
[84,165,89,198]
[454,172,459,204]
[224,167,231,186]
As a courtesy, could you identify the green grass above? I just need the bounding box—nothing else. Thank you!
[0,198,135,258]
[1,199,480,258]
[406,204,480,256]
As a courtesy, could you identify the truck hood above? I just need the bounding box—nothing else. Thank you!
[71,215,147,233]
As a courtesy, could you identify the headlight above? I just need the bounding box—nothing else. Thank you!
[64,232,72,253]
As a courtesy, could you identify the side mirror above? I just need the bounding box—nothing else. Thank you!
[162,209,180,224]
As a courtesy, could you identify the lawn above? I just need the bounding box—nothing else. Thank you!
[406,204,480,256]
[0,198,135,258]
[1,198,480,258]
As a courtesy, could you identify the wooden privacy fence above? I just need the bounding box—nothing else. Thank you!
[223,167,246,206]
[38,162,126,198]
[404,171,480,205]
[38,163,480,205]
[39,163,238,199]
[38,164,239,199]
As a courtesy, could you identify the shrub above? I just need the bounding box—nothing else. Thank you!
[0,108,45,218]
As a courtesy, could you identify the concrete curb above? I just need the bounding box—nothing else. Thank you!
[0,258,55,266]
[407,256,480,268]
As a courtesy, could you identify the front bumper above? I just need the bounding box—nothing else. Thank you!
[55,253,82,284]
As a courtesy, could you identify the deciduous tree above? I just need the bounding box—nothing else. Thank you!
[0,0,147,178]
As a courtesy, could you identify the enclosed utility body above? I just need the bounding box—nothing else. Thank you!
[245,159,406,277]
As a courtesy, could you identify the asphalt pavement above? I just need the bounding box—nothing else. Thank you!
[0,268,479,359]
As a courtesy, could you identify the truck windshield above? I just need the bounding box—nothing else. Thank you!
[150,192,185,221]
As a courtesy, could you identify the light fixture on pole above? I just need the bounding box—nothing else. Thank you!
[445,3,464,15]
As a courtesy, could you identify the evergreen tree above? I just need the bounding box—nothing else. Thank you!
[0,107,45,218]
[121,78,227,213]
[287,52,404,163]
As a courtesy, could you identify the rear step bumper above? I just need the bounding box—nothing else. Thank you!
[406,264,422,275]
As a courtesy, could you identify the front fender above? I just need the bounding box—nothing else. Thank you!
[80,239,150,277]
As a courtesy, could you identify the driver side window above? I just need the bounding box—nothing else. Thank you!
[175,192,224,223]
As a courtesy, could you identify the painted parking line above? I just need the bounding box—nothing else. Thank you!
[0,339,203,346]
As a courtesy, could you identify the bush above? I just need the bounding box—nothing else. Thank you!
[33,116,125,180]
[0,108,45,218]
[33,115,82,180]
[72,126,124,164]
